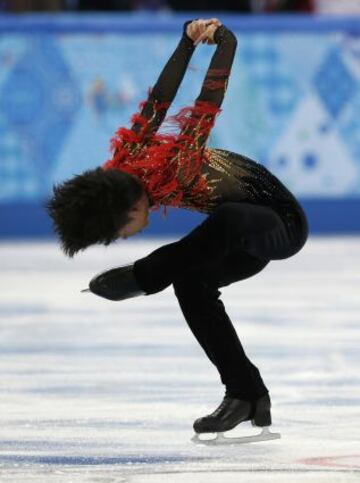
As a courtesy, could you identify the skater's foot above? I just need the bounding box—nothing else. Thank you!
[193,394,271,434]
[83,264,146,301]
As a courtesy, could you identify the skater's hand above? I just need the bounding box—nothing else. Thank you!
[194,22,222,46]
[186,18,222,46]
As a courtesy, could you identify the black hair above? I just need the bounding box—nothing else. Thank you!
[45,167,144,257]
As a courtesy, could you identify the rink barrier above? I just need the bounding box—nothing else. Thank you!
[0,199,359,238]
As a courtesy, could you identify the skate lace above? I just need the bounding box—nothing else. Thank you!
[211,398,228,417]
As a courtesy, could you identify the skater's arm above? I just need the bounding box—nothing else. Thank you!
[179,25,238,150]
[104,20,223,170]
[128,21,197,142]
[196,25,237,109]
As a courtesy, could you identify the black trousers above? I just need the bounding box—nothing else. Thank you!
[133,201,309,400]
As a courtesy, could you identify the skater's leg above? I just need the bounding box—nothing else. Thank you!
[134,202,308,294]
[173,250,270,400]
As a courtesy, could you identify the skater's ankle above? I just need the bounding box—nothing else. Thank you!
[225,389,269,402]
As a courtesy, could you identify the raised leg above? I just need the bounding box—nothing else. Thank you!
[134,202,307,295]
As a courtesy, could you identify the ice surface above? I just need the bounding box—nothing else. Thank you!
[0,237,359,482]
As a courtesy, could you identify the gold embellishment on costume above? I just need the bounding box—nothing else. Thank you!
[122,102,160,157]
[207,149,233,177]
[206,148,247,179]
[204,172,222,206]
[178,165,222,214]
[147,102,158,125]
[173,151,183,181]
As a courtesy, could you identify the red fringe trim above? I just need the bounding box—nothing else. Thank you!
[103,97,222,214]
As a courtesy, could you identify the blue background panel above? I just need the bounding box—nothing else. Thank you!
[1,200,359,239]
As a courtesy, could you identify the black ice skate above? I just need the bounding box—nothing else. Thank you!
[191,394,280,445]
[82,264,146,301]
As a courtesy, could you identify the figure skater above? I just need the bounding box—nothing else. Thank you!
[46,18,308,443]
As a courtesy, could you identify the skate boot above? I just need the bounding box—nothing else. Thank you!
[192,394,280,445]
[82,264,146,301]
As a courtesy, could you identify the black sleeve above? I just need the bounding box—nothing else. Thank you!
[179,25,238,149]
[197,25,237,108]
[129,21,196,142]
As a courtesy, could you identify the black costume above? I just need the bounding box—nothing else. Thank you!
[103,22,309,402]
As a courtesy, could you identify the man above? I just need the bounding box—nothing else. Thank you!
[47,18,308,442]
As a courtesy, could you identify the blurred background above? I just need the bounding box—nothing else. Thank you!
[4,0,360,13]
[0,1,360,238]
[3,0,360,14]
[1,6,360,479]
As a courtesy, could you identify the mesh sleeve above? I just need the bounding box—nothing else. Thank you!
[179,25,238,151]
[127,21,196,147]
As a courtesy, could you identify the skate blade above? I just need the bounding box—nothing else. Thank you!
[191,427,281,445]
[81,288,91,293]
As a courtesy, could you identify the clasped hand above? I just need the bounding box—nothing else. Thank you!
[186,18,222,46]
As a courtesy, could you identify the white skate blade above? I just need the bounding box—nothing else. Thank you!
[191,426,281,445]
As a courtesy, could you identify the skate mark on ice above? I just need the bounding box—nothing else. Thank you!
[299,454,360,470]
[0,455,209,466]
[118,467,360,477]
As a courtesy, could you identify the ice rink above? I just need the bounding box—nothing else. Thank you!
[0,236,359,482]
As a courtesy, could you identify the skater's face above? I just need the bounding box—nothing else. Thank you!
[118,191,150,240]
